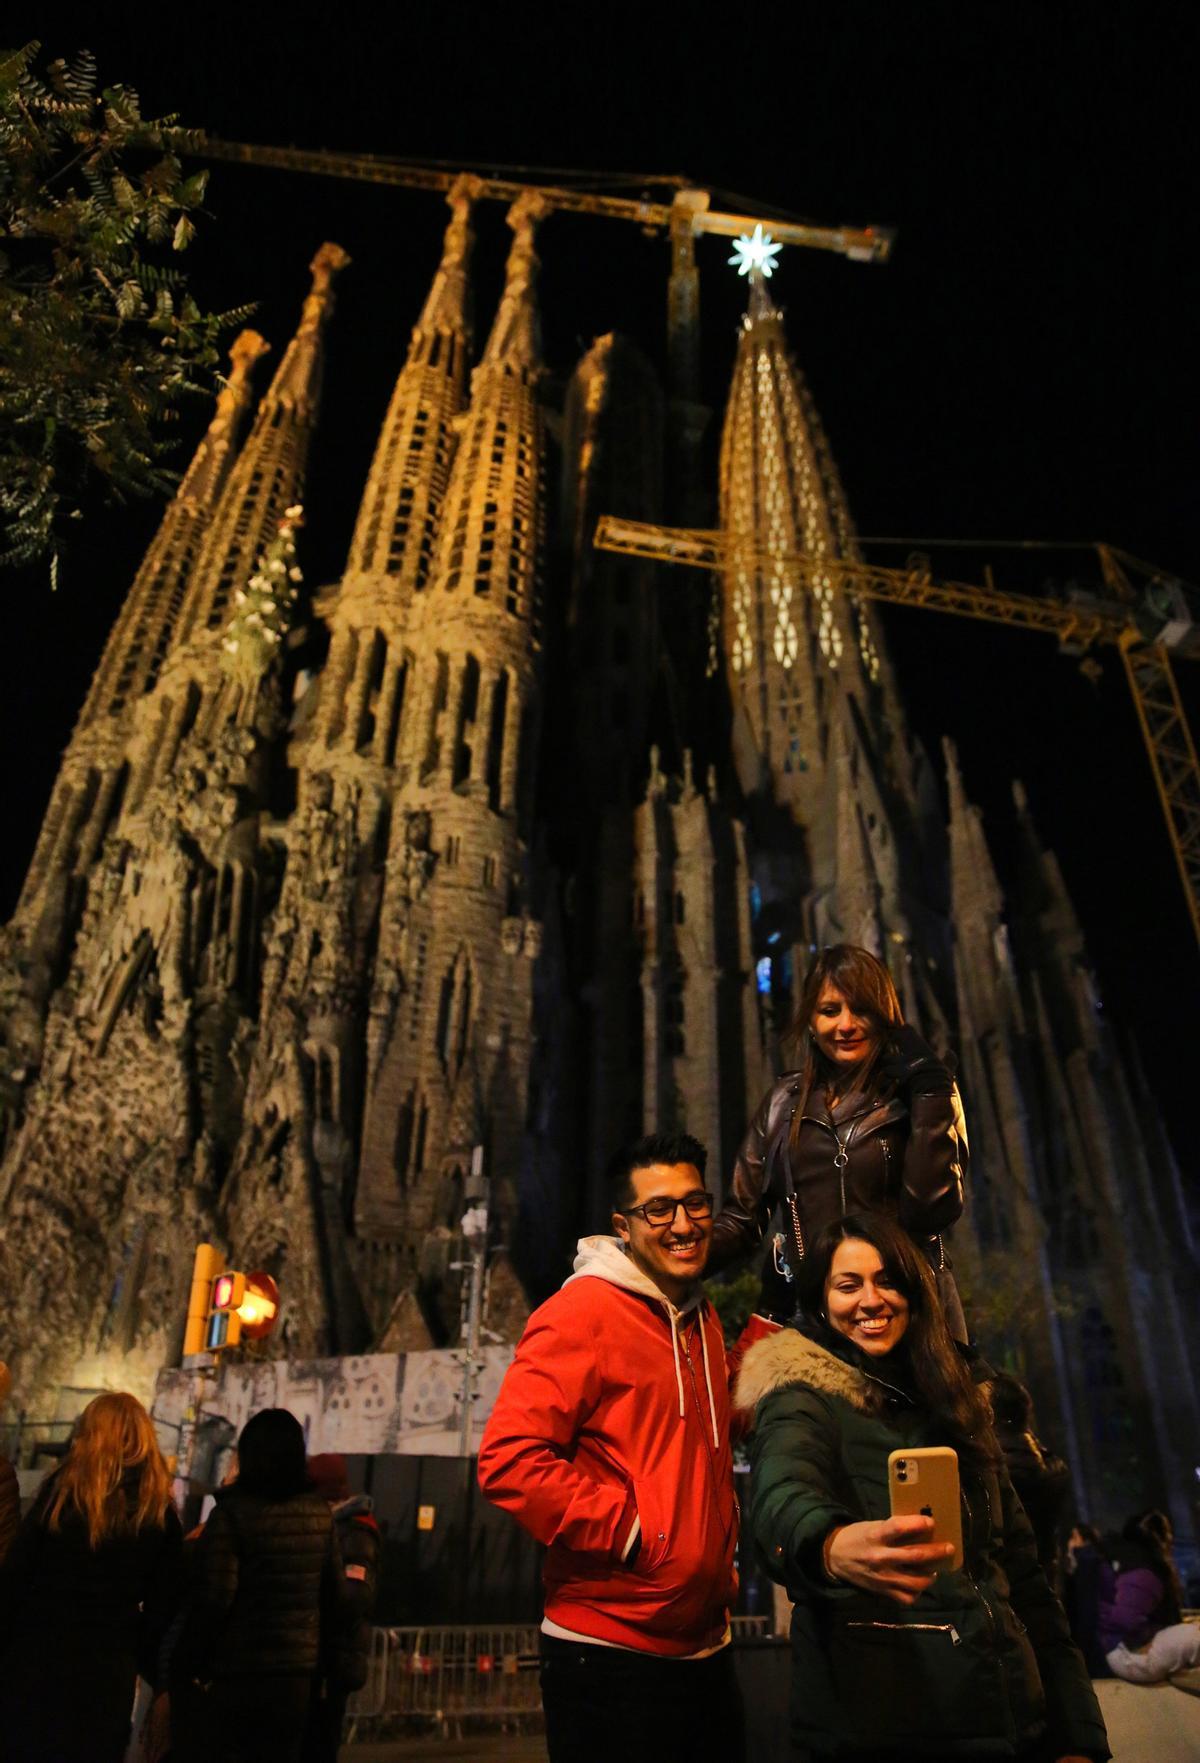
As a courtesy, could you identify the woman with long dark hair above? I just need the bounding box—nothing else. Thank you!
[737,1214,1108,1762]
[1098,1509,1199,1683]
[174,1408,345,1763]
[711,943,968,1333]
[0,1391,182,1763]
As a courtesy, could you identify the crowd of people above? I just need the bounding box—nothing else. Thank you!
[479,943,1194,1762]
[0,943,1194,1761]
[0,1386,378,1763]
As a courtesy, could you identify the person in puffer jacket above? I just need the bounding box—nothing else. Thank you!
[739,1212,1108,1763]
[478,1131,744,1763]
[303,1452,381,1762]
[1099,1510,1200,1684]
[173,1408,346,1763]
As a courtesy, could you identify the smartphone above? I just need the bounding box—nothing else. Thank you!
[888,1446,963,1573]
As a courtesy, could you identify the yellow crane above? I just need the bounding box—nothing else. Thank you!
[194,138,894,262]
[592,515,1200,949]
[192,138,892,399]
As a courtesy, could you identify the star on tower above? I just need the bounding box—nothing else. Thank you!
[728,224,782,278]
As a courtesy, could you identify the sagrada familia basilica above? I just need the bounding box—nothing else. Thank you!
[0,177,1195,1529]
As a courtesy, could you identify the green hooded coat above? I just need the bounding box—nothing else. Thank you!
[737,1326,1110,1762]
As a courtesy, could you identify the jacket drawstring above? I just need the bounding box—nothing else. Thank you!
[667,1301,720,1449]
[698,1314,720,1449]
[669,1307,686,1419]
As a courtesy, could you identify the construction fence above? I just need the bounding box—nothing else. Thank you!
[346,1615,775,1731]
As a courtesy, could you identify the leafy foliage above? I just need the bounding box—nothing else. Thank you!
[953,1246,1082,1376]
[705,1265,763,1346]
[0,42,253,568]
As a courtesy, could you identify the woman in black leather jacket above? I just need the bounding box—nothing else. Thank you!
[710,943,969,1334]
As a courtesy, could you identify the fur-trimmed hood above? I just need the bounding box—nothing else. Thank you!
[734,1324,992,1420]
[734,1325,882,1415]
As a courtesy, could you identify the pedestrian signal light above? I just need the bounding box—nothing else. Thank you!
[212,1272,245,1312]
[202,1264,280,1352]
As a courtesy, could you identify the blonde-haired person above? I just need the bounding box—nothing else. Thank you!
[0,1390,183,1763]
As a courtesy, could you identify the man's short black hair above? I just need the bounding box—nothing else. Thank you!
[606,1132,708,1210]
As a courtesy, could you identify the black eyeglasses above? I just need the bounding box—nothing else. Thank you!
[622,1192,714,1226]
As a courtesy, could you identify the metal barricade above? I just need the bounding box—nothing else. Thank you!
[346,1614,775,1728]
[347,1624,543,1725]
[731,1614,773,1640]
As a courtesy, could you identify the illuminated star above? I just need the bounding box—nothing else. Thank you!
[728,224,782,278]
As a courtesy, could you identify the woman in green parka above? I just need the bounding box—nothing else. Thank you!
[737,1214,1109,1763]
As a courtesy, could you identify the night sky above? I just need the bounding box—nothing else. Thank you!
[4,6,1197,1157]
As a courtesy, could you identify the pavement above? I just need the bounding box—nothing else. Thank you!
[343,1680,1200,1762]
[346,1739,546,1762]
[1095,1676,1200,1763]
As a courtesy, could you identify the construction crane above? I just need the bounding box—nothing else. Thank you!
[194,138,894,262]
[192,138,892,410]
[592,515,1200,949]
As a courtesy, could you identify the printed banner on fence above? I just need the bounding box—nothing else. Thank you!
[152,1346,514,1458]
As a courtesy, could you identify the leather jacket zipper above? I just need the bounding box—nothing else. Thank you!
[846,1620,961,1644]
[802,1114,857,1215]
[834,1133,850,1214]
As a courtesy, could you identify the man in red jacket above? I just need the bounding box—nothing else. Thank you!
[477,1133,744,1763]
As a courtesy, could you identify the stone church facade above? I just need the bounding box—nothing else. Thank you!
[1,181,1195,1532]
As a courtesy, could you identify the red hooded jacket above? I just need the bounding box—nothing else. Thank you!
[477,1236,738,1656]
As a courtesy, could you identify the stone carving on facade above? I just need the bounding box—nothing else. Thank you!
[366,810,436,1081]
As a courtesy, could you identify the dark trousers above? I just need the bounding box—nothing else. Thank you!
[540,1635,746,1763]
[300,1681,349,1762]
[172,1672,311,1763]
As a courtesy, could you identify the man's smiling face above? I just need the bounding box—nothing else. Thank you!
[613,1161,713,1302]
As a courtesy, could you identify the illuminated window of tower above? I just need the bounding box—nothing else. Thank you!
[856,603,882,682]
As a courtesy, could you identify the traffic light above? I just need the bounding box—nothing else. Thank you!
[182,1243,280,1356]
[207,1271,247,1350]
[207,1268,280,1351]
[183,1244,223,1357]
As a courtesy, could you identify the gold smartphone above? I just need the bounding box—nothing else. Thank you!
[887,1446,964,1573]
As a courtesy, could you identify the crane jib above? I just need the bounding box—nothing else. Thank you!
[589,514,1200,951]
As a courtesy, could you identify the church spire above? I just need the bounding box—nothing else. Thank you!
[416,192,547,651]
[78,330,269,729]
[173,243,350,650]
[354,195,550,1255]
[475,192,546,379]
[412,172,481,349]
[717,266,905,822]
[342,176,479,597]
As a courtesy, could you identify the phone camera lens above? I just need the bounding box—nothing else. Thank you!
[897,1465,908,1482]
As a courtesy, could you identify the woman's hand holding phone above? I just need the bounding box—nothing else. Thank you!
[824,1515,956,1605]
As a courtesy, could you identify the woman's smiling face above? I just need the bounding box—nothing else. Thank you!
[810,979,878,1075]
[824,1237,910,1357]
